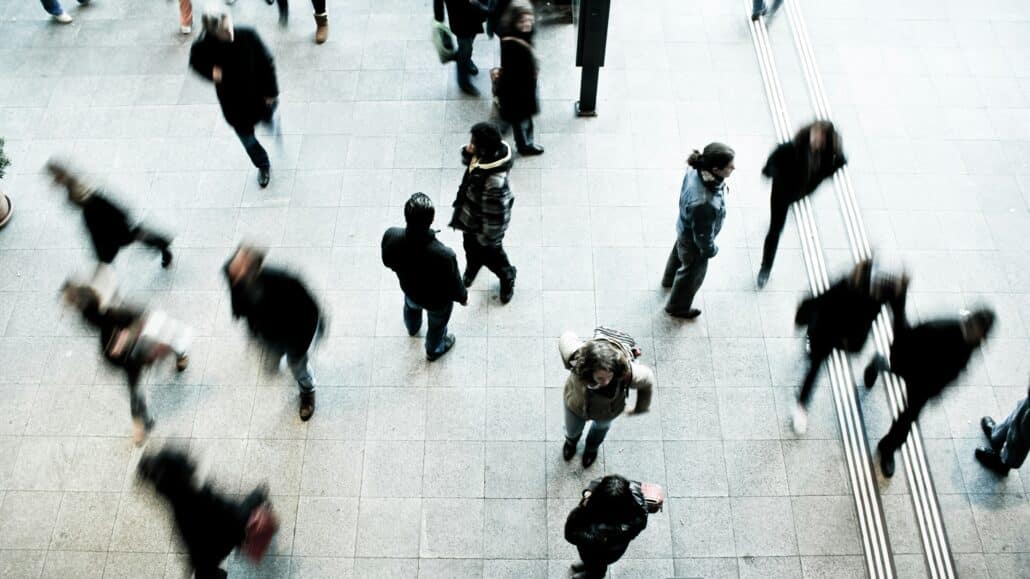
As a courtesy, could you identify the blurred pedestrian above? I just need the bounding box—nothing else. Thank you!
[559,330,653,467]
[434,0,492,95]
[382,193,468,361]
[46,159,174,269]
[564,474,648,579]
[751,0,783,21]
[448,122,518,303]
[756,120,846,289]
[237,0,330,43]
[189,5,280,188]
[40,0,90,24]
[138,447,278,579]
[224,245,324,421]
[792,260,901,434]
[976,385,1030,476]
[179,0,193,34]
[865,280,995,477]
[662,143,735,320]
[62,279,191,444]
[496,1,544,155]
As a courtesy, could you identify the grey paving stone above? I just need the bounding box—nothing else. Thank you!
[423,441,485,498]
[41,551,105,579]
[664,441,730,498]
[483,499,547,559]
[418,558,484,579]
[356,498,421,558]
[736,556,801,579]
[484,442,546,499]
[300,440,364,497]
[799,556,867,579]
[791,496,863,556]
[670,497,736,559]
[294,497,359,557]
[723,440,789,497]
[361,440,424,498]
[420,498,484,559]
[730,497,799,557]
[50,491,120,551]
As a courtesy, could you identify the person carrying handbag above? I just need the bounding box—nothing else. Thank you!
[565,474,649,579]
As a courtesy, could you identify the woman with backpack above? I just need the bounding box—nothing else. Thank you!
[495,0,543,155]
[559,330,654,467]
[564,474,649,578]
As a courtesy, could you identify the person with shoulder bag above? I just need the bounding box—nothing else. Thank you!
[494,0,543,155]
[559,329,654,468]
[564,474,649,579]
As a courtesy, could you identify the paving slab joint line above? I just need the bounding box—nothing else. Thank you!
[781,0,956,576]
[748,3,894,578]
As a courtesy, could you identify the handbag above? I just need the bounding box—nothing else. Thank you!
[432,21,457,63]
[242,503,280,562]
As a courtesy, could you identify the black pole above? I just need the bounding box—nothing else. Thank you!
[575,0,611,117]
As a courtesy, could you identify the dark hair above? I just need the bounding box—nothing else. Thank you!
[470,122,503,156]
[586,475,645,522]
[687,142,735,171]
[137,447,197,496]
[571,340,630,383]
[795,120,841,151]
[404,192,435,230]
[966,308,995,339]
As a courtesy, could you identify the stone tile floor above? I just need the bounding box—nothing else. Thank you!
[0,0,1027,577]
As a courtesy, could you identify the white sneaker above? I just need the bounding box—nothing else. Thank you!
[180,24,192,35]
[792,404,808,435]
[54,12,73,23]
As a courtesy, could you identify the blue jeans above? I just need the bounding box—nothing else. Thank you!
[564,404,615,452]
[41,0,88,16]
[752,0,783,17]
[403,297,453,356]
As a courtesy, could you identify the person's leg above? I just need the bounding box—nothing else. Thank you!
[311,0,326,12]
[798,348,830,408]
[462,232,484,286]
[878,394,926,476]
[563,404,586,445]
[403,296,423,337]
[127,372,154,444]
[759,199,790,284]
[455,36,476,92]
[752,0,767,17]
[511,118,529,151]
[234,127,271,170]
[286,351,315,394]
[179,0,193,31]
[480,240,517,303]
[41,0,64,16]
[132,225,174,267]
[584,417,615,452]
[311,0,328,43]
[996,397,1029,468]
[661,241,681,288]
[424,302,454,357]
[666,240,708,316]
[275,0,289,25]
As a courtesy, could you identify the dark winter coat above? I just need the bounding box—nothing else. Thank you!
[795,278,885,355]
[565,489,648,566]
[225,266,321,358]
[497,34,539,122]
[80,193,136,264]
[449,144,515,247]
[434,0,491,37]
[676,169,726,259]
[762,138,847,207]
[890,320,974,398]
[189,27,279,131]
[381,227,468,310]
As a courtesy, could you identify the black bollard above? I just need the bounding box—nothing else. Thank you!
[575,0,611,117]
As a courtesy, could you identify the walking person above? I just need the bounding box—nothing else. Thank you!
[189,5,280,188]
[448,122,518,303]
[382,193,469,361]
[751,0,783,21]
[224,245,324,421]
[46,159,174,269]
[40,0,90,23]
[756,120,846,288]
[976,385,1030,476]
[138,447,278,579]
[235,0,330,43]
[792,260,901,434]
[865,280,995,477]
[559,330,653,467]
[564,474,649,579]
[434,0,492,95]
[62,280,192,444]
[661,143,735,320]
[495,1,543,155]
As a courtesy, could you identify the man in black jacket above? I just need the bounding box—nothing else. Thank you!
[976,385,1030,476]
[46,160,173,268]
[189,6,280,188]
[865,283,995,477]
[383,193,468,361]
[224,245,323,421]
[434,0,492,95]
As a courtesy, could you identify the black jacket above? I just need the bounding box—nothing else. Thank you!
[226,267,321,357]
[565,491,648,566]
[382,227,467,310]
[888,288,976,397]
[81,193,136,263]
[434,0,491,37]
[795,278,884,354]
[497,33,539,122]
[189,27,279,131]
[762,140,847,207]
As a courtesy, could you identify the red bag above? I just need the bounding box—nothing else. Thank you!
[242,504,279,562]
[640,482,666,513]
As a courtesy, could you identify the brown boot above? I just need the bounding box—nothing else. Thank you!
[314,12,329,44]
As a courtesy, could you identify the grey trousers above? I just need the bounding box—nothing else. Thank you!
[662,238,708,315]
[991,395,1030,468]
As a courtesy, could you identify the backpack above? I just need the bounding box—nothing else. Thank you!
[593,326,642,360]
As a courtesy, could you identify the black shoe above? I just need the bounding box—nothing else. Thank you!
[427,334,456,361]
[468,61,479,76]
[299,391,315,421]
[751,8,767,20]
[563,439,577,461]
[665,307,701,319]
[974,447,1010,476]
[459,83,480,96]
[756,267,770,289]
[161,249,173,269]
[258,168,271,188]
[878,440,895,478]
[981,416,997,444]
[582,449,598,468]
[499,277,515,304]
[517,144,544,156]
[864,355,887,389]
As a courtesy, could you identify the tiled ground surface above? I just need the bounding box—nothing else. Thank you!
[0,0,1026,578]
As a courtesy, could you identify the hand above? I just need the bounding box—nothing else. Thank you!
[212,66,222,83]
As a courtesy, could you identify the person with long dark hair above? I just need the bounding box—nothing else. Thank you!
[564,474,649,579]
[662,143,735,319]
[757,120,846,289]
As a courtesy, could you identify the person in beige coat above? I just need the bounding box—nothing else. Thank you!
[560,331,654,468]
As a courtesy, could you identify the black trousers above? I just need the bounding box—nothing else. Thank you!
[798,344,831,407]
[234,127,271,170]
[511,117,535,150]
[879,389,934,453]
[760,197,791,272]
[463,232,515,281]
